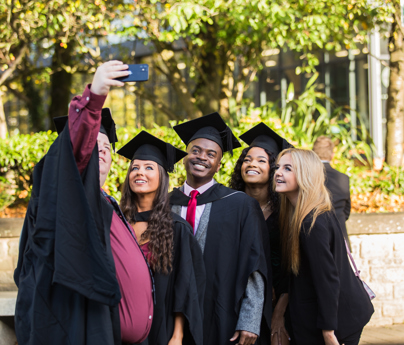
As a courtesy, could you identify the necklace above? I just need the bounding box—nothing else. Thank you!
[260,201,270,213]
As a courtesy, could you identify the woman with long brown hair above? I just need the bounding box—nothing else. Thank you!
[118,131,205,345]
[229,123,294,345]
[275,148,373,345]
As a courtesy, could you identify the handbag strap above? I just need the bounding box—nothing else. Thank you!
[344,239,361,278]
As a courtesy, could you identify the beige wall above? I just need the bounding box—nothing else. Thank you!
[0,219,22,291]
[347,213,404,327]
[350,233,404,326]
[0,237,18,291]
[1,214,404,326]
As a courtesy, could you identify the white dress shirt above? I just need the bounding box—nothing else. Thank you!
[180,179,215,234]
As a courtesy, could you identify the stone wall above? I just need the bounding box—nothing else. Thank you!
[0,214,403,327]
[0,219,22,291]
[347,213,404,327]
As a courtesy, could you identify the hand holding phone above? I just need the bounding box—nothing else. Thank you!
[91,61,130,96]
[115,64,149,82]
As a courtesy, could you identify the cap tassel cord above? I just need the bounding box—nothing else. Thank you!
[166,144,177,173]
[222,126,233,156]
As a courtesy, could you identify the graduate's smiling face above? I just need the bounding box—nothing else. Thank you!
[274,153,298,199]
[184,138,222,188]
[129,160,160,197]
[97,132,112,187]
[241,147,270,187]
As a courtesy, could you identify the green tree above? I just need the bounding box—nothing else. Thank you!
[120,0,390,121]
[386,0,404,166]
[0,0,134,136]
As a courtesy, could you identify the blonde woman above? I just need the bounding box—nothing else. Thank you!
[274,148,373,345]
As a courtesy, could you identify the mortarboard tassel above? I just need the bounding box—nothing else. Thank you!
[166,143,177,173]
[223,126,234,156]
[110,124,117,152]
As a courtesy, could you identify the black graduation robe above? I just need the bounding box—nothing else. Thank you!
[14,125,122,345]
[289,211,374,345]
[257,212,294,345]
[139,212,205,345]
[323,162,351,249]
[169,183,271,345]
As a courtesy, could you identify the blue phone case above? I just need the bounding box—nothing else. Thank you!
[116,64,149,82]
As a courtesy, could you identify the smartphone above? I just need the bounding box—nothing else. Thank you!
[116,64,149,82]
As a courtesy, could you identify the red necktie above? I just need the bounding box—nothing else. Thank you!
[186,190,200,234]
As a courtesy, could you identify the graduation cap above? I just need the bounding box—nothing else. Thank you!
[117,131,187,173]
[52,108,118,151]
[173,112,241,155]
[239,122,293,156]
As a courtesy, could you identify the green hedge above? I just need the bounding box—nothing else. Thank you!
[1,117,403,212]
[2,75,403,212]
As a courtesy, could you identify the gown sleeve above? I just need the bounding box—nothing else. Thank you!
[236,271,265,335]
[68,84,106,174]
[300,215,340,330]
[172,219,206,345]
[235,196,272,334]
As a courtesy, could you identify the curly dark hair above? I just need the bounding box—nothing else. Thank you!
[229,146,280,215]
[120,163,173,274]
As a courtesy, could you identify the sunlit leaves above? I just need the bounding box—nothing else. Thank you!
[0,0,133,84]
[120,0,392,73]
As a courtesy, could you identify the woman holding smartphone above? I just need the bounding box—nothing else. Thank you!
[274,148,373,345]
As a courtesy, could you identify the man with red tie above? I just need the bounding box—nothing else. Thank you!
[169,113,271,345]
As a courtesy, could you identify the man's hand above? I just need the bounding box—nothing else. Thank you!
[230,330,258,345]
[91,60,129,96]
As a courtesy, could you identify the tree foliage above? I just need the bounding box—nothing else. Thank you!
[385,0,404,166]
[0,0,127,82]
[0,0,134,135]
[0,79,379,210]
[119,0,392,120]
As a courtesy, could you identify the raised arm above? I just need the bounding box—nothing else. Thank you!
[68,61,129,173]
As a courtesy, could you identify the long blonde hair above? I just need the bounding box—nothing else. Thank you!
[276,148,332,275]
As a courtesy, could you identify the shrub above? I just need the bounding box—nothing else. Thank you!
[0,117,398,213]
[0,75,398,213]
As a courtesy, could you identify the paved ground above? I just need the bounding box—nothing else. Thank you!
[360,324,404,345]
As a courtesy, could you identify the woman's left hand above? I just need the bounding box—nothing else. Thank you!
[322,330,341,345]
[168,335,183,345]
[271,315,290,345]
[271,293,290,345]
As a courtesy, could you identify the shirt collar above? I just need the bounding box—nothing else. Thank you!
[184,179,215,196]
[321,160,330,163]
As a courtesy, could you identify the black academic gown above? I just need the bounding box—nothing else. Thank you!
[289,211,374,345]
[139,212,205,345]
[170,184,271,345]
[257,212,294,345]
[323,163,351,248]
[14,125,122,345]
